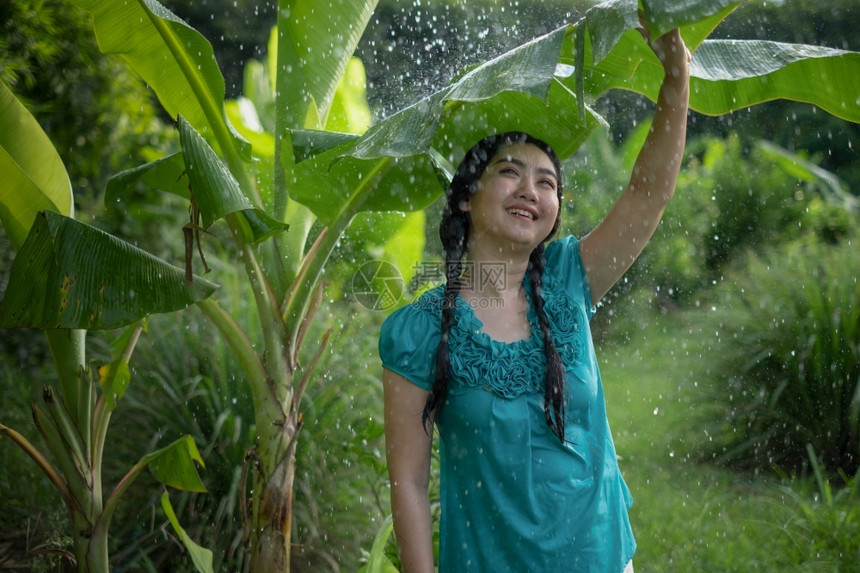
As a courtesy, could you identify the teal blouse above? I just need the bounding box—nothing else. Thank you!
[379,236,635,572]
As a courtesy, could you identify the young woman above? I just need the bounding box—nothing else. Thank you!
[379,28,690,573]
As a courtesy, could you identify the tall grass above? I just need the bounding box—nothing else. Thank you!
[600,304,860,571]
[698,235,859,476]
[290,306,390,572]
[106,305,254,571]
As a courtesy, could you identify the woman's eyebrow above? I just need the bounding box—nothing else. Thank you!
[493,156,558,179]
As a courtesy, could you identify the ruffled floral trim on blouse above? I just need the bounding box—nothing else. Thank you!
[429,271,588,399]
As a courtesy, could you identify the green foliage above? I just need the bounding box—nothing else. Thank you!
[107,273,391,571]
[0,0,171,202]
[104,261,256,571]
[161,492,215,573]
[564,130,855,343]
[3,1,860,570]
[698,137,810,271]
[600,310,860,571]
[0,80,71,247]
[0,212,217,329]
[291,309,390,571]
[757,447,860,569]
[699,235,860,476]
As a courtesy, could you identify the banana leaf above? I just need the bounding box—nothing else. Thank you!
[0,211,217,330]
[177,116,289,243]
[0,81,73,250]
[68,0,244,157]
[275,0,379,129]
[289,0,860,219]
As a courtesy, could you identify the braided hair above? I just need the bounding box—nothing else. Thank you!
[422,132,568,442]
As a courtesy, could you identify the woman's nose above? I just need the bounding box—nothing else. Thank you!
[518,179,538,201]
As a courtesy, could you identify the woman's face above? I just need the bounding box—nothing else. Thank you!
[461,143,560,254]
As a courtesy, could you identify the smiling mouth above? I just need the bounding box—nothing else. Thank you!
[506,207,536,220]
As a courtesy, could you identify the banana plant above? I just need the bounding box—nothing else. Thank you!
[0,80,215,571]
[57,0,421,570]
[3,0,860,571]
[293,0,859,185]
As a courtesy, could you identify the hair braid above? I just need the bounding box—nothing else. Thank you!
[528,246,566,441]
[423,205,469,430]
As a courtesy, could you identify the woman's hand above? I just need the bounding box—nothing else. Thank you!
[648,27,692,80]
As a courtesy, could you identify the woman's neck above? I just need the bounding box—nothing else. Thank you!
[461,241,531,301]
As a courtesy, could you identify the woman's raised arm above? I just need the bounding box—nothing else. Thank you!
[580,28,691,305]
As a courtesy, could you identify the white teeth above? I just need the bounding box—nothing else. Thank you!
[507,208,535,220]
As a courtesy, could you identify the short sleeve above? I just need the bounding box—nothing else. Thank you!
[544,236,596,320]
[378,300,441,391]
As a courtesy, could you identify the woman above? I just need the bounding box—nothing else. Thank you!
[379,27,690,573]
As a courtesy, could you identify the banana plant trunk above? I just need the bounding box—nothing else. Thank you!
[250,394,300,572]
[72,511,108,573]
[45,330,110,572]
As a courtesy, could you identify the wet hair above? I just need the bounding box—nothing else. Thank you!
[423,132,567,442]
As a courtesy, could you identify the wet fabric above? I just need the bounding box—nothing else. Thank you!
[379,236,635,572]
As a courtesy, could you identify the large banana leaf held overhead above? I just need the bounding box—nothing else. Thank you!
[289,0,860,218]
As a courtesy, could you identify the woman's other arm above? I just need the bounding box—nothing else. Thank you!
[383,368,435,573]
[580,28,691,305]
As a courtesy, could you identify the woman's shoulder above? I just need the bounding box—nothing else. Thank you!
[379,285,444,390]
[544,235,580,265]
[543,235,594,316]
[543,235,585,282]
[383,285,445,325]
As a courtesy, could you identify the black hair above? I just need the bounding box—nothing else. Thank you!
[423,132,567,441]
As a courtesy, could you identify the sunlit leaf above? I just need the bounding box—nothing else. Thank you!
[343,211,426,287]
[0,211,217,330]
[141,435,206,492]
[288,135,443,225]
[326,58,373,134]
[364,515,398,573]
[275,0,378,129]
[688,40,860,123]
[225,98,276,158]
[98,319,148,410]
[98,361,130,411]
[0,81,72,251]
[243,43,276,133]
[643,0,740,39]
[177,116,288,243]
[160,492,214,573]
[225,98,277,214]
[68,0,246,157]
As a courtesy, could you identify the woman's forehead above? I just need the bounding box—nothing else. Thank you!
[492,143,558,174]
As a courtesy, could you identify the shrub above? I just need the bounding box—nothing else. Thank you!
[758,446,860,569]
[699,235,859,476]
[562,131,832,342]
